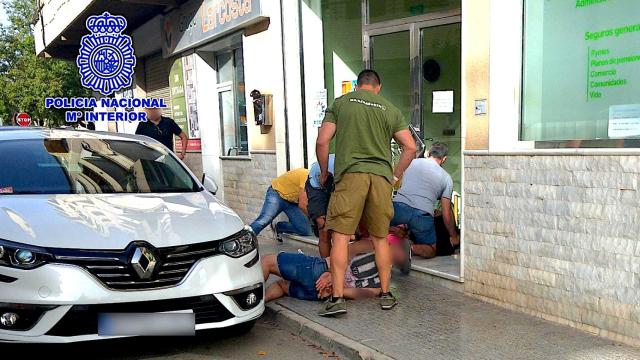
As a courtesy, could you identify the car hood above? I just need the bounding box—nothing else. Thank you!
[0,192,245,250]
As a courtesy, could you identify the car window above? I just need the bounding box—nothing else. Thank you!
[0,138,200,195]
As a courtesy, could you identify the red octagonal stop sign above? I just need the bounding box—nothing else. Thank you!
[16,112,31,127]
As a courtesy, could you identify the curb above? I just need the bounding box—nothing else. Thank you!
[264,303,394,360]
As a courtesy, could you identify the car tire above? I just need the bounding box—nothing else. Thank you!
[228,320,256,335]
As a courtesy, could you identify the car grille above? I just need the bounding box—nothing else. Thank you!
[45,295,234,337]
[50,241,222,290]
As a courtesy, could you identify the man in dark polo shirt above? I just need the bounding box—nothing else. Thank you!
[135,108,188,160]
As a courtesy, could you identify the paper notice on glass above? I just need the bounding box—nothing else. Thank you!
[432,91,454,113]
[313,89,328,127]
[608,104,640,138]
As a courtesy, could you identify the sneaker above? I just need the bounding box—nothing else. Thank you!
[380,292,398,310]
[318,297,347,317]
[270,220,283,243]
[400,239,412,275]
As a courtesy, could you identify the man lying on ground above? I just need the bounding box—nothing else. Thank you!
[262,240,409,304]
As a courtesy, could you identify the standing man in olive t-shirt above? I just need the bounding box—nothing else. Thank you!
[316,70,417,316]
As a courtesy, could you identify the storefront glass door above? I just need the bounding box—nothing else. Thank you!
[367,13,462,279]
[370,31,412,124]
[368,21,461,197]
[421,23,461,201]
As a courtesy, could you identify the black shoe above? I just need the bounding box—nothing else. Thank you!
[270,220,283,242]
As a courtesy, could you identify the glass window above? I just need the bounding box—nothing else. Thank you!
[216,52,234,83]
[219,90,238,155]
[522,0,640,142]
[217,48,248,156]
[234,48,248,152]
[322,0,362,100]
[371,31,412,123]
[369,0,460,23]
[0,139,199,195]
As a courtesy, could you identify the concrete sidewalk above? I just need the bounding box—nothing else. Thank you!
[260,238,640,360]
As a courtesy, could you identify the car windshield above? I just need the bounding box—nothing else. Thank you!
[0,138,200,195]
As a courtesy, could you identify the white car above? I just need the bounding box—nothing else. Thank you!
[0,128,264,343]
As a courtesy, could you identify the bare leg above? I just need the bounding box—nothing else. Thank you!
[330,232,350,298]
[261,254,281,281]
[370,235,392,293]
[318,230,332,258]
[412,244,436,259]
[265,279,289,302]
[317,217,332,258]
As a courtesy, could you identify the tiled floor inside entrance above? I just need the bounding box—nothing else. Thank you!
[412,254,461,279]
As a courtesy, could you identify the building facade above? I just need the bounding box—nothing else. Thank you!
[35,0,640,347]
[35,0,315,227]
[463,0,640,347]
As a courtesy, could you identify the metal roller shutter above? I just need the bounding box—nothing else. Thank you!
[144,53,172,118]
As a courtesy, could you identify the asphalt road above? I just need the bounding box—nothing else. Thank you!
[3,318,339,360]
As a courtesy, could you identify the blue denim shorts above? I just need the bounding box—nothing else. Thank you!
[391,201,436,246]
[277,252,328,301]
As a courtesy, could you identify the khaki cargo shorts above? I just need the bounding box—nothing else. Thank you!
[325,172,393,238]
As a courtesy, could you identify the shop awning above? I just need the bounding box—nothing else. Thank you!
[34,0,188,60]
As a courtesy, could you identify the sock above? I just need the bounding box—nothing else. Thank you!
[331,296,342,302]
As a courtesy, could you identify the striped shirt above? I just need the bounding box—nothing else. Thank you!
[344,252,380,289]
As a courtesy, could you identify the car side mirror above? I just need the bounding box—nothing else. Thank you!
[202,174,218,195]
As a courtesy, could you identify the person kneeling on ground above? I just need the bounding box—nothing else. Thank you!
[250,168,313,241]
[262,240,409,304]
[391,142,459,259]
[304,154,335,258]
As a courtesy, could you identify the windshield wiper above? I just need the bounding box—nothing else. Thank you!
[151,187,196,193]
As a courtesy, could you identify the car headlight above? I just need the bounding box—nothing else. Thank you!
[0,240,53,270]
[218,227,257,258]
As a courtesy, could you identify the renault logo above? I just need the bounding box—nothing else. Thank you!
[131,246,157,280]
